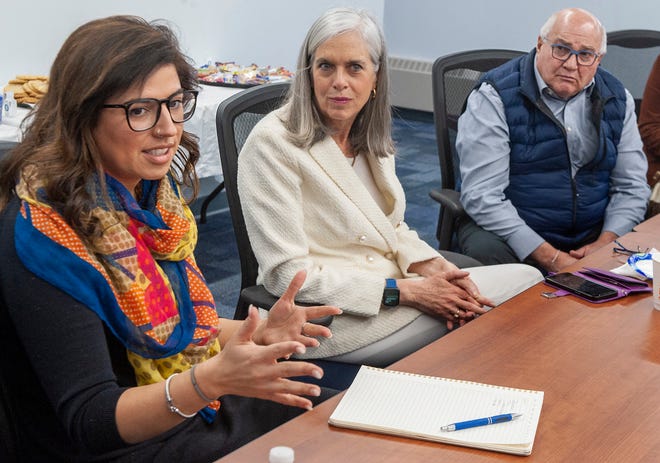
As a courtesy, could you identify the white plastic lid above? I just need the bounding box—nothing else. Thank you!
[269,445,295,463]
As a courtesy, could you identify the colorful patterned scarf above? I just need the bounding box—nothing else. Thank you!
[15,172,221,421]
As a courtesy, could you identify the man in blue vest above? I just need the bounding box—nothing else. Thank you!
[456,8,650,273]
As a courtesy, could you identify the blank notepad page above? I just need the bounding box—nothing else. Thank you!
[329,366,544,455]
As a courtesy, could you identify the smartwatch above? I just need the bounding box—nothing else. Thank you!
[382,278,400,307]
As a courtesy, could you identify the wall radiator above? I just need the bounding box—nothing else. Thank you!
[388,56,433,112]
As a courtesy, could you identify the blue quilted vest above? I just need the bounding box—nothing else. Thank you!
[480,50,627,249]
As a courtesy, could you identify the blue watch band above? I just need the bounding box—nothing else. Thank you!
[383,278,400,307]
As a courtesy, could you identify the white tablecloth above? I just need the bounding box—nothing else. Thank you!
[0,84,244,179]
[185,84,243,179]
[0,107,30,143]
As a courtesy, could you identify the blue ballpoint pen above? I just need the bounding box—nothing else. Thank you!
[440,413,522,432]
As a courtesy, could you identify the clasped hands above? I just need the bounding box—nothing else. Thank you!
[403,257,494,330]
[535,232,618,273]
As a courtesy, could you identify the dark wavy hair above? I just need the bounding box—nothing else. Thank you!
[0,15,200,240]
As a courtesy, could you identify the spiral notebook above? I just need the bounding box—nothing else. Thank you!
[329,366,544,456]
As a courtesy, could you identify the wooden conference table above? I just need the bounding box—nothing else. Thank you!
[217,224,660,462]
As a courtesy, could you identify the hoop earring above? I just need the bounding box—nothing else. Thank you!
[371,88,377,99]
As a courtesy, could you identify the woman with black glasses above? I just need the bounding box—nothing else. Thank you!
[0,15,339,462]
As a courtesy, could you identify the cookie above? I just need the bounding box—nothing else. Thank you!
[16,74,47,82]
[5,75,49,104]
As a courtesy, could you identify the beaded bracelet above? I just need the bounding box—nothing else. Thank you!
[190,364,216,403]
[165,373,197,419]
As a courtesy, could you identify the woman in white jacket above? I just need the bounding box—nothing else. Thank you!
[238,8,543,368]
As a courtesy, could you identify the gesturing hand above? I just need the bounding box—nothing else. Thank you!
[211,306,325,410]
[252,269,342,347]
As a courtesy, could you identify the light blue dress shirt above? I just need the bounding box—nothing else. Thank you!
[456,60,650,260]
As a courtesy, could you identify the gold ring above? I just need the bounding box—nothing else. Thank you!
[453,312,460,318]
[301,322,308,336]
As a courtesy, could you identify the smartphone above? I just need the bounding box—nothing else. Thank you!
[545,272,618,302]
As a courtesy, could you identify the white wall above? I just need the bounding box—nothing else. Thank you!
[1,0,658,93]
[384,0,660,62]
[0,0,383,86]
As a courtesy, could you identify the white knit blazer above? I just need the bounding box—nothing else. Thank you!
[238,109,441,358]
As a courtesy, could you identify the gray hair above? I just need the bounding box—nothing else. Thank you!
[283,7,394,158]
[540,8,607,55]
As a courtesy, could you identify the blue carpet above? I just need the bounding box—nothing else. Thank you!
[194,109,440,319]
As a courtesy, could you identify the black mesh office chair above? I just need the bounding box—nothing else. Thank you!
[216,82,332,326]
[428,49,526,250]
[217,83,362,389]
[215,82,291,320]
[600,29,660,117]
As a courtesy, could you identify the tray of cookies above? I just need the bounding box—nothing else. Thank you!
[4,75,49,106]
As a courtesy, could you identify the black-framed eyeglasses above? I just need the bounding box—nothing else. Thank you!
[543,38,601,66]
[612,239,649,256]
[102,89,198,132]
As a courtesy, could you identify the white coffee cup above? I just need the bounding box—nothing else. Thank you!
[653,253,660,310]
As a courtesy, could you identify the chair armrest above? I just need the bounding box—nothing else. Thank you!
[240,285,280,310]
[438,250,483,268]
[429,188,465,217]
[240,285,333,327]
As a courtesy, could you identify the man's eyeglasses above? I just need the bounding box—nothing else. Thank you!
[613,239,649,256]
[102,90,198,132]
[542,38,601,66]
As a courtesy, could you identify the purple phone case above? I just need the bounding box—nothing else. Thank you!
[544,267,651,303]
